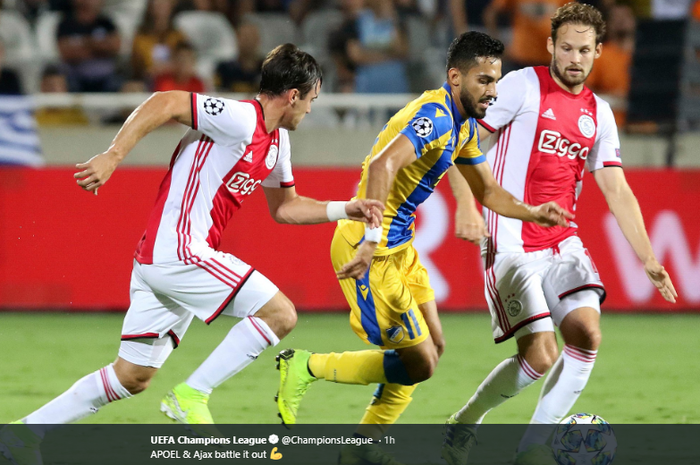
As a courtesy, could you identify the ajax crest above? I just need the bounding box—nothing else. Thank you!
[578,115,595,138]
[507,300,523,317]
[265,145,279,169]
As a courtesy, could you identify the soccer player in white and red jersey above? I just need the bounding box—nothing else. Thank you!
[442,4,678,465]
[0,43,383,464]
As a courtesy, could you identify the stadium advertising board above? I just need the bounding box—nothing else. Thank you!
[0,168,698,312]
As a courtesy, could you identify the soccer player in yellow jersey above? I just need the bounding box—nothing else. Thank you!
[275,32,573,465]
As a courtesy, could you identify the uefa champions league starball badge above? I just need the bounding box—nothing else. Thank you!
[204,98,225,116]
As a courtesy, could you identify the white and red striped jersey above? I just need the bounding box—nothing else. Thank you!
[479,66,621,253]
[135,94,294,265]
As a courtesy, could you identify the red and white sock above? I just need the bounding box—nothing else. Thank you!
[186,316,279,395]
[519,345,597,451]
[455,354,543,424]
[23,363,132,434]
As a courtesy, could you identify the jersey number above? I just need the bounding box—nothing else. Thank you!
[227,172,261,196]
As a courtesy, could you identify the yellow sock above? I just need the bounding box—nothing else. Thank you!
[357,383,417,438]
[308,350,388,385]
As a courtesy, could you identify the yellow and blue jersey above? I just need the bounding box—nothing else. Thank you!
[338,82,487,255]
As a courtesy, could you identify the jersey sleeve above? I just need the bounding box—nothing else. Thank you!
[262,130,295,188]
[587,98,622,171]
[478,68,529,133]
[191,93,256,146]
[399,102,455,159]
[455,119,486,165]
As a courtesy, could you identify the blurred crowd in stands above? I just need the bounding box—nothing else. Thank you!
[0,0,697,124]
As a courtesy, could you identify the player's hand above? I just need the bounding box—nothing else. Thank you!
[530,202,574,227]
[644,258,678,303]
[455,205,490,245]
[336,241,376,280]
[74,152,120,195]
[345,199,384,229]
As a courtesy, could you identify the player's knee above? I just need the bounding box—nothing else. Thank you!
[524,346,558,374]
[577,327,602,351]
[121,374,152,395]
[275,300,297,338]
[406,350,438,383]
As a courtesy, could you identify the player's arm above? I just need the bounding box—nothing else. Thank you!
[593,167,677,302]
[262,185,383,227]
[336,134,417,280]
[448,165,489,245]
[456,161,573,226]
[74,91,192,193]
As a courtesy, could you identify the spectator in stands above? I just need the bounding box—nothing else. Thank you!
[0,40,23,95]
[34,64,90,125]
[288,0,335,25]
[587,4,636,126]
[214,20,262,93]
[448,0,493,33]
[484,0,569,71]
[330,0,409,93]
[152,41,206,92]
[0,0,35,93]
[131,0,188,81]
[13,0,50,27]
[56,0,122,92]
[330,0,364,93]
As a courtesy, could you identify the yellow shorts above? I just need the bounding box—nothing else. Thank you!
[330,229,434,349]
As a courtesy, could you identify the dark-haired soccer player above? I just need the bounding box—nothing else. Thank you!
[0,44,384,465]
[443,4,677,465]
[275,32,572,465]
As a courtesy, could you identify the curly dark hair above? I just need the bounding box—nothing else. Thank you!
[551,2,606,45]
[446,31,505,73]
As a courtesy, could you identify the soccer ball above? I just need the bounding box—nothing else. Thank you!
[550,413,617,465]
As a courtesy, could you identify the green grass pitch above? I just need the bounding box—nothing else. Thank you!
[0,312,698,424]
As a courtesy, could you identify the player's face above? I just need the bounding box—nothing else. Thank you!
[285,81,321,131]
[548,23,602,90]
[458,57,501,119]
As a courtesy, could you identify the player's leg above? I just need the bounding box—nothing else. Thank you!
[517,293,601,452]
[517,237,604,453]
[443,251,555,465]
[159,253,285,424]
[276,237,434,427]
[183,291,289,397]
[14,262,183,428]
[307,244,436,385]
[0,266,182,464]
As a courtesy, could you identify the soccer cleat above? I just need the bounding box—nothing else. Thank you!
[441,414,477,465]
[275,349,316,427]
[513,444,558,465]
[160,383,221,438]
[338,443,405,465]
[0,421,42,465]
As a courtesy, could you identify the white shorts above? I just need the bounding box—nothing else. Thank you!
[483,236,605,343]
[118,251,279,368]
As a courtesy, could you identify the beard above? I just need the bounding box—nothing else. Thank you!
[550,52,592,88]
[459,88,489,119]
